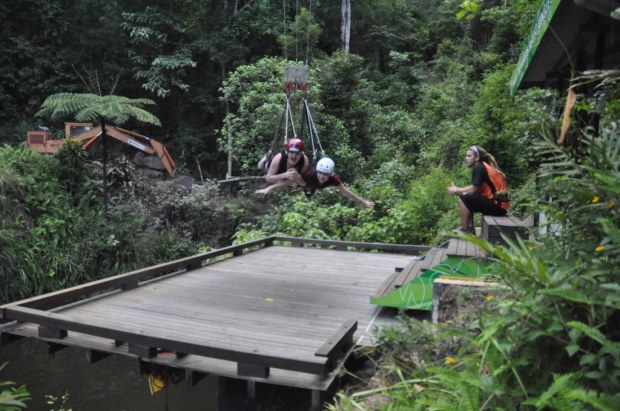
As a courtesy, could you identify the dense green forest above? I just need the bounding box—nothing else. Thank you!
[2,0,619,409]
[1,0,548,302]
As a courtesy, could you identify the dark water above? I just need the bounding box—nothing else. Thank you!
[0,338,217,411]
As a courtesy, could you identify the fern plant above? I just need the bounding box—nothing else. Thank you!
[36,93,160,126]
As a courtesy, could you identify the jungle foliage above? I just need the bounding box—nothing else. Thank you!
[3,0,618,409]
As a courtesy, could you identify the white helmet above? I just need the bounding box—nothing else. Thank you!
[316,157,335,174]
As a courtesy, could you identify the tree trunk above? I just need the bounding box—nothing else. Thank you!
[341,0,351,53]
[101,117,108,217]
[222,61,232,180]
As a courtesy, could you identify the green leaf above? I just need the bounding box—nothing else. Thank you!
[566,344,580,357]
[568,321,611,347]
[585,371,603,379]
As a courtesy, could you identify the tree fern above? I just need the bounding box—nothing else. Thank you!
[36,90,161,213]
[36,93,160,126]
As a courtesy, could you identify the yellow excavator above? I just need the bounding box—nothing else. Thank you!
[25,122,176,177]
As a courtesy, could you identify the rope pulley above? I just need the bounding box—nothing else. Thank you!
[284,65,309,92]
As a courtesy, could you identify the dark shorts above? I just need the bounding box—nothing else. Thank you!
[459,193,506,216]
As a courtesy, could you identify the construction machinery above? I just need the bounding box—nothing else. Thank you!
[26,122,176,176]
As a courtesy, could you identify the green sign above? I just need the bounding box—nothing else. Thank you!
[510,0,563,96]
[370,257,489,311]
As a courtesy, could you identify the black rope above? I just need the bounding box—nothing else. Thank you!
[299,98,308,141]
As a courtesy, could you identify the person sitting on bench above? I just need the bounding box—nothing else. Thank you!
[447,145,510,234]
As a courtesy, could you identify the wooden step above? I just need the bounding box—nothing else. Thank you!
[481,215,530,245]
[372,248,448,298]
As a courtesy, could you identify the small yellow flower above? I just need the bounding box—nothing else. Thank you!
[595,245,605,252]
[486,295,494,302]
[592,196,600,203]
[529,245,537,251]
[445,357,457,365]
[609,200,616,209]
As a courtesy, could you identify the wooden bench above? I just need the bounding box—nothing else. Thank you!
[481,215,531,245]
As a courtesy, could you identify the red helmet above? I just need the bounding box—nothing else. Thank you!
[286,138,304,153]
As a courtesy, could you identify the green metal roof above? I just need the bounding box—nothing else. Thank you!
[510,0,562,96]
[510,0,620,96]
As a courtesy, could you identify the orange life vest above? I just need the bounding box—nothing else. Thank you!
[479,162,510,210]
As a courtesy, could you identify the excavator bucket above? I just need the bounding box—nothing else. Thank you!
[25,122,177,177]
[114,127,176,177]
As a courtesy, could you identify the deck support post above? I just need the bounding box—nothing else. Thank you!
[121,279,139,290]
[432,283,447,324]
[238,362,270,378]
[247,380,256,399]
[185,261,202,270]
[0,332,23,346]
[311,390,322,410]
[186,370,208,387]
[85,349,110,364]
[315,320,357,372]
[129,344,157,358]
[38,325,67,339]
[47,342,67,354]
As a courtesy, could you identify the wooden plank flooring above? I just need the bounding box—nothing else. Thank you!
[1,245,414,390]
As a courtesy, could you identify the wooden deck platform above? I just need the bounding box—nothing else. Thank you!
[0,237,426,391]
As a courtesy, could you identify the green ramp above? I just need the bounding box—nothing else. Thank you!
[370,257,487,311]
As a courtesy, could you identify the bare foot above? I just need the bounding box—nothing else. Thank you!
[255,189,267,195]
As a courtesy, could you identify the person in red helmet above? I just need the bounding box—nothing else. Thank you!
[258,138,309,190]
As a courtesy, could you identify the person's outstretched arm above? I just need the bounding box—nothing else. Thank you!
[336,185,374,208]
[255,181,291,195]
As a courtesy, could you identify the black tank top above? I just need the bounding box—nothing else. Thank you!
[276,150,304,174]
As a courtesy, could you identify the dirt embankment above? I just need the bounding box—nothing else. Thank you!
[103,153,244,248]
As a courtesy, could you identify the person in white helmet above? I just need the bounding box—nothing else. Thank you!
[256,157,374,208]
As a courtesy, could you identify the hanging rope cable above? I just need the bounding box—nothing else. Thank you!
[287,99,297,138]
[272,1,323,165]
[303,98,324,159]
